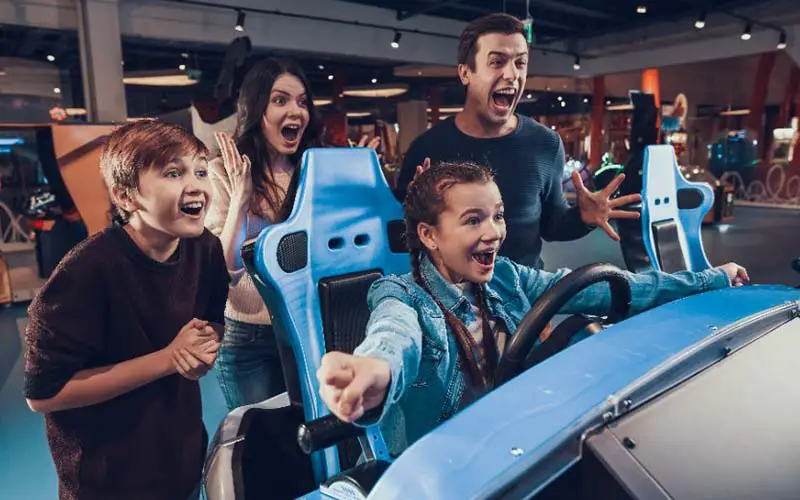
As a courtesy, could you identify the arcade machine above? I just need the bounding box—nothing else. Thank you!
[0,123,114,305]
[768,118,799,198]
[769,117,798,165]
[708,128,759,185]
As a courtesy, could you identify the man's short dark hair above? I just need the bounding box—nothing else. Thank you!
[457,13,526,70]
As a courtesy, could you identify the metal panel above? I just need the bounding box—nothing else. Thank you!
[608,318,800,500]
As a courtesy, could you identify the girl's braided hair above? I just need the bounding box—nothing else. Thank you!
[403,161,499,389]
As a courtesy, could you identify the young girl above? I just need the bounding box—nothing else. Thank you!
[317,161,749,455]
[205,58,325,410]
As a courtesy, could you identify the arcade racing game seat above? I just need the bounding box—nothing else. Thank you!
[203,148,408,500]
[616,92,713,274]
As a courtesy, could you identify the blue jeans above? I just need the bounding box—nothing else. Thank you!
[215,318,287,411]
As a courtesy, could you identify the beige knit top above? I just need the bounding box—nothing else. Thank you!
[205,157,295,325]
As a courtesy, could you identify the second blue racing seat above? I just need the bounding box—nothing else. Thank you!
[639,145,713,273]
[203,147,409,499]
[614,91,713,275]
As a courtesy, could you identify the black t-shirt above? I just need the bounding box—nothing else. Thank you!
[24,225,230,500]
[397,115,591,267]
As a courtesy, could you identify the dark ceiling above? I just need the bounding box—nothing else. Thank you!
[339,0,776,43]
[0,0,781,122]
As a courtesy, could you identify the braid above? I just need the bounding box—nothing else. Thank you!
[473,283,499,388]
[404,161,497,390]
[411,250,485,388]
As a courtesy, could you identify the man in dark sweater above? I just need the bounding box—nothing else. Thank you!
[23,120,230,500]
[397,14,639,268]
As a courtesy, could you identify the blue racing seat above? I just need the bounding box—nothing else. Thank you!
[242,148,409,483]
[640,145,713,273]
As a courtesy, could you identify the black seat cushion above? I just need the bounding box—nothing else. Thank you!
[317,270,384,469]
[651,220,688,273]
[234,405,316,500]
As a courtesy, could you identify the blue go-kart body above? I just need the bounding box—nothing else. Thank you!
[301,286,800,499]
[202,146,800,500]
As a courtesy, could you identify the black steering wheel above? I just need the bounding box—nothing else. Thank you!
[495,263,632,386]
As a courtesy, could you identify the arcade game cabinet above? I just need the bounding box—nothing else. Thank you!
[0,123,114,304]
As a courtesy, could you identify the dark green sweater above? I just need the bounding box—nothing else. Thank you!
[397,114,592,267]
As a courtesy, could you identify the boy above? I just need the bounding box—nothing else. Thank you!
[23,120,231,500]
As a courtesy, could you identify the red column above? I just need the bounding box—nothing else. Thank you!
[589,76,605,171]
[641,69,661,139]
[779,66,800,126]
[748,52,777,161]
[323,71,348,146]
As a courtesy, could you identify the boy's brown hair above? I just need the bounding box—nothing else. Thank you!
[457,13,526,71]
[100,119,208,223]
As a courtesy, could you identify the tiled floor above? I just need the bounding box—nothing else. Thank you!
[1,206,797,499]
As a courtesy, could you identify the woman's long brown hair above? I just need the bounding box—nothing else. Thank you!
[233,58,324,221]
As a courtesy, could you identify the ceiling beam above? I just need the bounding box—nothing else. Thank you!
[397,0,467,21]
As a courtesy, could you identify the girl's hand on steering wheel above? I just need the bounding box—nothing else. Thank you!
[317,352,391,423]
[717,262,750,287]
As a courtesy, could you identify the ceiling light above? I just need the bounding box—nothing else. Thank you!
[328,74,334,81]
[573,55,581,71]
[371,78,377,84]
[342,83,409,98]
[318,64,325,70]
[694,13,706,29]
[391,32,401,49]
[181,52,189,59]
[347,111,372,118]
[47,54,55,62]
[427,106,463,113]
[583,98,589,103]
[123,71,199,87]
[720,109,750,116]
[178,64,186,71]
[741,24,751,41]
[777,31,787,50]
[636,4,647,14]
[234,10,245,32]
[66,108,87,116]
[53,87,61,94]
[313,98,332,106]
[607,103,634,111]
[560,101,566,108]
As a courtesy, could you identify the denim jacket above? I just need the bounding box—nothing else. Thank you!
[354,255,731,456]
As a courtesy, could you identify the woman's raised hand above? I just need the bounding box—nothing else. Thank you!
[215,132,253,202]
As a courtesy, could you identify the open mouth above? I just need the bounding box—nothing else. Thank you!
[472,250,497,267]
[281,124,301,142]
[179,200,204,216]
[491,88,517,111]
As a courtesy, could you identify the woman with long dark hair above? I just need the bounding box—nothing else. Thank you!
[205,57,325,409]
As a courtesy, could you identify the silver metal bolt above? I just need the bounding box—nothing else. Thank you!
[510,447,524,457]
[602,411,614,422]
